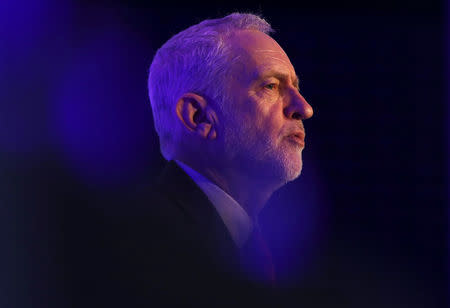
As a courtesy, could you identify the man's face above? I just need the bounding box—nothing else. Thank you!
[219,30,313,183]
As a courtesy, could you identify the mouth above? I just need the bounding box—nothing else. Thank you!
[286,133,305,147]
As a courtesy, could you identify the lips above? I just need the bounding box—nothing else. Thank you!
[286,132,305,147]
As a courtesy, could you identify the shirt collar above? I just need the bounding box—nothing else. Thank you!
[175,160,253,248]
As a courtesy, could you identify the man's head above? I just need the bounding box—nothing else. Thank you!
[148,13,313,184]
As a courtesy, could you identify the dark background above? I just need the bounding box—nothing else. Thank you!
[1,0,448,307]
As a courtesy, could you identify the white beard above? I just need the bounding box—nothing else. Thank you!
[222,123,303,184]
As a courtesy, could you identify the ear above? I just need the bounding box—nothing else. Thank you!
[175,93,217,139]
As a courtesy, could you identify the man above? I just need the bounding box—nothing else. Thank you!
[145,11,312,304]
[69,12,318,308]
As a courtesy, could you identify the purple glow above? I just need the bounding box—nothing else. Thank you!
[0,0,72,153]
[50,21,155,187]
[261,154,328,285]
[0,0,56,52]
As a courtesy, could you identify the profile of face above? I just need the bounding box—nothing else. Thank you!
[219,30,313,184]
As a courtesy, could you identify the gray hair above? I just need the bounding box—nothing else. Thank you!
[147,12,274,160]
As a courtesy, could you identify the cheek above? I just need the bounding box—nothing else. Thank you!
[264,102,285,136]
[233,96,284,140]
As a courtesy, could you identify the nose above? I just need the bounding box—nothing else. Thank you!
[283,88,313,120]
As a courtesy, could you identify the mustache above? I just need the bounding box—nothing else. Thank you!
[283,121,305,137]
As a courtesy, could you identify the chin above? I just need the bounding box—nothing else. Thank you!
[283,160,303,182]
[273,150,303,183]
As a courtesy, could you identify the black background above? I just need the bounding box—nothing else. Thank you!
[1,0,447,307]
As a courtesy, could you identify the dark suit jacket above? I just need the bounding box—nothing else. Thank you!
[66,160,279,307]
[65,160,353,308]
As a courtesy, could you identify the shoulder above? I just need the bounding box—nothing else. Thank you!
[99,181,198,250]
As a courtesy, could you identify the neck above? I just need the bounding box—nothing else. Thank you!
[177,158,282,220]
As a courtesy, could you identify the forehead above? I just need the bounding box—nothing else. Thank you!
[227,30,296,81]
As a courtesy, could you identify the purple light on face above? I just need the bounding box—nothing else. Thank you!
[50,22,155,188]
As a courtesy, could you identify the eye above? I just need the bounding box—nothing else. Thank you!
[264,83,278,90]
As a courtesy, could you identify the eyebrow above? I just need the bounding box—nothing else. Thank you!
[256,70,301,91]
